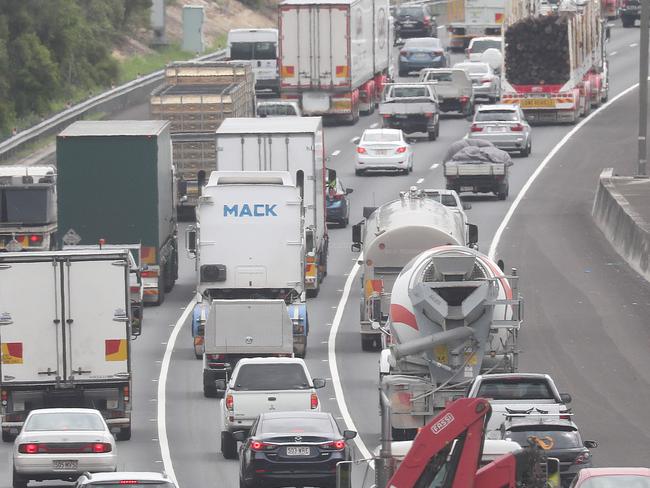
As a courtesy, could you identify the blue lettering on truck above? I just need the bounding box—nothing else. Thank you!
[223,204,278,217]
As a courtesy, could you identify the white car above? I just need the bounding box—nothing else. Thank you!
[453,61,501,103]
[354,128,413,175]
[13,408,117,488]
[216,357,326,459]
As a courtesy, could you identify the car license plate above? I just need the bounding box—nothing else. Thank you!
[395,114,408,119]
[487,127,507,132]
[460,186,474,192]
[403,21,416,26]
[520,98,556,108]
[53,460,78,470]
[286,446,310,456]
[375,149,389,155]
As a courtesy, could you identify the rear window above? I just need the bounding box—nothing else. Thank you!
[234,364,310,390]
[391,86,428,98]
[25,412,105,432]
[505,429,581,449]
[470,40,501,53]
[424,72,452,82]
[363,132,401,142]
[262,417,335,434]
[456,63,489,74]
[475,110,519,122]
[397,7,424,18]
[477,379,554,400]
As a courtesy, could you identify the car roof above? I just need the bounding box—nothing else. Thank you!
[260,411,333,420]
[476,104,518,112]
[579,468,650,477]
[362,128,402,136]
[80,472,171,483]
[470,36,502,43]
[27,408,103,416]
[478,373,551,380]
[237,357,306,365]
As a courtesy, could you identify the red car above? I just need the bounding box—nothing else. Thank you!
[570,467,650,487]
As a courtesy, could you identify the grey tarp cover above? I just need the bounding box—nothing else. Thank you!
[443,139,513,166]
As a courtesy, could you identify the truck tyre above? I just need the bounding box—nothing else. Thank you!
[361,335,381,351]
[203,384,217,398]
[622,15,634,27]
[2,430,14,442]
[12,469,27,488]
[163,261,173,293]
[306,284,320,298]
[221,431,238,459]
[155,272,165,306]
[497,183,509,201]
[520,141,531,157]
[116,426,131,441]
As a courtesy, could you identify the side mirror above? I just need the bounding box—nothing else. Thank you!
[232,431,248,442]
[214,379,227,392]
[462,202,472,210]
[351,223,362,251]
[583,440,598,449]
[559,393,572,404]
[312,378,326,389]
[351,136,361,145]
[343,430,357,440]
[345,188,353,195]
[186,227,197,255]
[467,223,478,246]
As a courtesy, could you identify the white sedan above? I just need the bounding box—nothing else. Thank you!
[13,408,117,488]
[354,129,413,175]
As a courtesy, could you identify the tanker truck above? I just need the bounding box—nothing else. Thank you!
[379,245,522,440]
[351,187,478,351]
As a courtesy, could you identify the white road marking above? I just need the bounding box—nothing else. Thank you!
[350,137,358,143]
[488,82,642,260]
[430,163,440,169]
[331,150,341,157]
[370,122,379,128]
[610,51,618,56]
[630,43,639,47]
[437,25,445,29]
[416,177,424,184]
[157,297,197,488]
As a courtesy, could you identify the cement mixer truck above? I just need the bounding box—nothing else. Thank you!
[379,245,522,440]
[351,187,478,351]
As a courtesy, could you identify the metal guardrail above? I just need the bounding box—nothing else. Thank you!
[0,49,227,163]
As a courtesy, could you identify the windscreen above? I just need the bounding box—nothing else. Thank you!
[262,417,334,434]
[580,477,650,488]
[25,412,105,431]
[471,40,501,53]
[477,379,553,400]
[424,72,452,82]
[234,364,310,390]
[391,86,428,98]
[475,110,519,122]
[230,41,277,60]
[1,188,51,224]
[506,429,581,449]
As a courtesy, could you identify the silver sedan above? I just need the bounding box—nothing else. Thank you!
[467,104,532,156]
[453,61,501,102]
[13,408,118,488]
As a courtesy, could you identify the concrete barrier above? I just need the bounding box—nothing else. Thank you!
[592,168,650,281]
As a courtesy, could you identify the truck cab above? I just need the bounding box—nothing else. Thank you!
[227,28,280,96]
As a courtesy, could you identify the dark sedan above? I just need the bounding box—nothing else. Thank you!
[398,38,448,76]
[326,177,353,227]
[236,411,357,488]
[394,5,437,41]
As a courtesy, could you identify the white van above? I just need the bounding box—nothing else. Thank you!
[227,28,279,96]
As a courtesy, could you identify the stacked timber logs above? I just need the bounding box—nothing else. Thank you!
[505,14,571,85]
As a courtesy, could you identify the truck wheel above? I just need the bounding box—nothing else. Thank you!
[520,141,531,157]
[428,130,436,141]
[163,261,173,293]
[306,284,320,298]
[362,336,380,351]
[497,183,509,200]
[622,15,634,27]
[155,272,165,306]
[2,430,14,442]
[12,468,27,488]
[116,426,131,441]
[221,431,238,459]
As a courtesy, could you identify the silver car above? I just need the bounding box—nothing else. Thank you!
[13,408,117,488]
[453,61,500,102]
[76,472,177,488]
[468,104,532,156]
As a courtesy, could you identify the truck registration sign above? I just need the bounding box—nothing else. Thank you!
[286,446,310,456]
[521,98,556,108]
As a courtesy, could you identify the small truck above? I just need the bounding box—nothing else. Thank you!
[379,83,440,140]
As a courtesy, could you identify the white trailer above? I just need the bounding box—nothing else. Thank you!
[215,117,328,296]
[227,28,280,96]
[279,0,391,122]
[0,166,57,251]
[447,0,505,50]
[0,249,134,441]
[351,187,478,351]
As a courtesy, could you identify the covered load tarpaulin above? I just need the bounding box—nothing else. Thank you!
[444,139,513,166]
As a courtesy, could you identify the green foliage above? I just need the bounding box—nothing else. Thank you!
[0,0,152,136]
[117,44,195,84]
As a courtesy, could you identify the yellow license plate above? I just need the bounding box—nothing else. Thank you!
[521,98,556,108]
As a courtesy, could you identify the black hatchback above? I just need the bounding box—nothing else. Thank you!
[394,5,437,42]
[236,411,357,488]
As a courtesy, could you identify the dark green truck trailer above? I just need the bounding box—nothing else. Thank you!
[56,120,178,305]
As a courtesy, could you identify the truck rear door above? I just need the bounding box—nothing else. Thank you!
[65,259,130,379]
[0,260,61,382]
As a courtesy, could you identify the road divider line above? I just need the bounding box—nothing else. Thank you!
[416,177,424,184]
[370,122,379,128]
[488,82,642,260]
[630,43,639,47]
[157,297,197,488]
[610,51,618,56]
[332,149,341,157]
[430,163,440,169]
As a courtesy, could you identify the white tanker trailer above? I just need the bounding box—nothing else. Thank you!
[379,245,522,440]
[351,187,478,351]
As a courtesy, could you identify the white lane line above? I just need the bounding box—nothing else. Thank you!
[370,122,379,128]
[437,25,445,29]
[430,163,440,169]
[331,150,341,157]
[157,297,197,488]
[416,177,424,184]
[488,82,641,260]
[630,43,639,47]
[610,51,618,56]
[327,261,373,461]
[350,137,358,143]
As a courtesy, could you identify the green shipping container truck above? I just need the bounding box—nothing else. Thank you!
[56,120,178,305]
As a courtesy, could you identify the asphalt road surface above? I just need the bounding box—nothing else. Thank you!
[1,19,648,488]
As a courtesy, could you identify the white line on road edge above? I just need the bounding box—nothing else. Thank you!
[157,297,197,488]
[327,261,373,462]
[370,122,379,128]
[487,82,641,260]
[630,43,639,48]
[430,163,440,169]
[332,149,341,157]
[416,177,424,184]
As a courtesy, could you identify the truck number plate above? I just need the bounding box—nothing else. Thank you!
[395,114,408,119]
[460,186,474,192]
[521,98,556,108]
[53,460,78,470]
[286,446,311,456]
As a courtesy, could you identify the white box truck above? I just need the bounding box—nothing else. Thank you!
[215,117,328,296]
[227,28,280,96]
[279,0,391,122]
[0,249,135,442]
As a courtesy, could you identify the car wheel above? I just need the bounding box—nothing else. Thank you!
[361,335,375,351]
[398,70,407,77]
[221,431,238,459]
[116,425,131,441]
[497,183,509,200]
[355,169,365,176]
[12,468,27,488]
[341,217,349,227]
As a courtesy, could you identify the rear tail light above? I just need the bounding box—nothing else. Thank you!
[123,385,129,403]
[18,442,112,454]
[1,389,7,406]
[423,16,431,26]
[141,270,158,278]
[574,452,591,465]
[382,114,391,118]
[119,482,139,485]
[28,234,43,245]
[322,440,346,450]
[400,49,407,56]
[356,147,367,154]
[129,286,140,294]
[205,353,224,361]
[19,443,39,454]
[459,96,469,103]
[424,112,434,118]
[470,124,483,132]
[310,393,319,409]
[395,146,407,154]
[226,394,234,411]
[92,443,112,453]
[510,124,524,132]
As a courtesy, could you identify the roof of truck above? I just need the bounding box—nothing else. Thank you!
[217,117,321,134]
[58,120,169,137]
[0,166,56,177]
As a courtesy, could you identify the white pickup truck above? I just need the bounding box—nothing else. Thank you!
[379,83,440,140]
[216,357,326,459]
[466,373,573,434]
[418,68,474,116]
